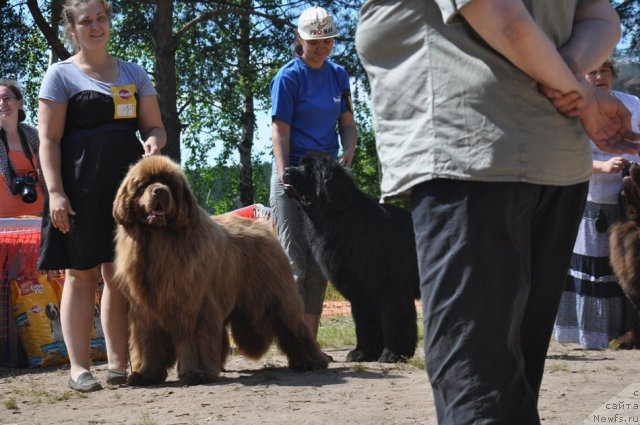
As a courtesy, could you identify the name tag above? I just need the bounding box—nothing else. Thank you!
[111,84,137,119]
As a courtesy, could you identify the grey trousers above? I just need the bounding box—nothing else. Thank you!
[270,163,327,315]
[410,179,588,425]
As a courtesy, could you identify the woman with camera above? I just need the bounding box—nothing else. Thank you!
[0,81,44,218]
[554,58,640,349]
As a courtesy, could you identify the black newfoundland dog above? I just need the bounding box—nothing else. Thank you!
[283,152,420,362]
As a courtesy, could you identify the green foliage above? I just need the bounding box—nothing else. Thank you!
[184,158,271,214]
[185,160,239,214]
[252,160,272,207]
[0,3,50,123]
[613,1,640,97]
[350,99,380,200]
[615,0,640,56]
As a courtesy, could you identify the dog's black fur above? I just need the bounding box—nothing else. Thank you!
[284,152,420,362]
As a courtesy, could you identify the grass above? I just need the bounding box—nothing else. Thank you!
[547,362,570,373]
[132,412,159,425]
[317,316,357,348]
[402,357,426,370]
[350,363,367,372]
[131,411,203,425]
[3,398,17,409]
[317,314,426,372]
[317,310,424,351]
[1,380,88,410]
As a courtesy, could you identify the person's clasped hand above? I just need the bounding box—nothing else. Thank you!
[579,88,640,154]
[540,84,640,154]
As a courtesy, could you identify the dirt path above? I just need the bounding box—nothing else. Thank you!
[1,340,640,425]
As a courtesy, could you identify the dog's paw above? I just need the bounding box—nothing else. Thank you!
[178,371,216,386]
[127,371,166,387]
[322,351,334,363]
[609,329,640,350]
[378,348,411,363]
[346,350,368,362]
[289,354,330,372]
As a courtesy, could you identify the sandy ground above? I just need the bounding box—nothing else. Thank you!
[1,339,640,425]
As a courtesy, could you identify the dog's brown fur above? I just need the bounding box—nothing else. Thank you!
[113,156,329,386]
[609,163,640,349]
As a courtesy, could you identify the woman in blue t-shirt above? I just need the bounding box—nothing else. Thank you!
[269,6,358,338]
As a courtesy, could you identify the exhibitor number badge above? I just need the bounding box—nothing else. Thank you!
[111,84,137,119]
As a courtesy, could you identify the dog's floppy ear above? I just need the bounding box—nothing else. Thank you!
[113,164,138,226]
[172,173,201,228]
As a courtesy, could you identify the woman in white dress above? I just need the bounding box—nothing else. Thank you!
[554,58,640,349]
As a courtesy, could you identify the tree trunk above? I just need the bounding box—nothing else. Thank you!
[237,1,255,206]
[27,0,70,62]
[151,0,181,163]
[48,0,65,65]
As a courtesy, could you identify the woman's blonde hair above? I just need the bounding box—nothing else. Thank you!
[61,0,112,53]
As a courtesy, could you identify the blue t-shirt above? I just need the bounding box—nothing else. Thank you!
[270,57,351,166]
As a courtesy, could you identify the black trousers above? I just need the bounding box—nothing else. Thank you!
[410,179,588,425]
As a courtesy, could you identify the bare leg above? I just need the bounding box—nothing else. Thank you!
[101,263,129,373]
[61,267,100,381]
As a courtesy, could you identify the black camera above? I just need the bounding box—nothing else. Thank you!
[11,173,38,204]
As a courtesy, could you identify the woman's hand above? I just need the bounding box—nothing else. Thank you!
[600,157,629,174]
[49,191,75,234]
[143,138,162,156]
[340,149,355,167]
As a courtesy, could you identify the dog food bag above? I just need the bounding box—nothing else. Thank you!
[49,273,64,304]
[10,274,69,367]
[90,278,107,361]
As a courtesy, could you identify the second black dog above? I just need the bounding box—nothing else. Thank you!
[284,152,420,362]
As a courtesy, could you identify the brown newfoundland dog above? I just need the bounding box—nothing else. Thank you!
[113,156,330,386]
[609,162,640,349]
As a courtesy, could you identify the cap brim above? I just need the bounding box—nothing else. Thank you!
[297,30,340,40]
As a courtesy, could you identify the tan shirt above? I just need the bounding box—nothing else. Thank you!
[356,0,591,201]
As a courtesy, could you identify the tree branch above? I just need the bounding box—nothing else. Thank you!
[26,0,71,60]
[174,6,294,45]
